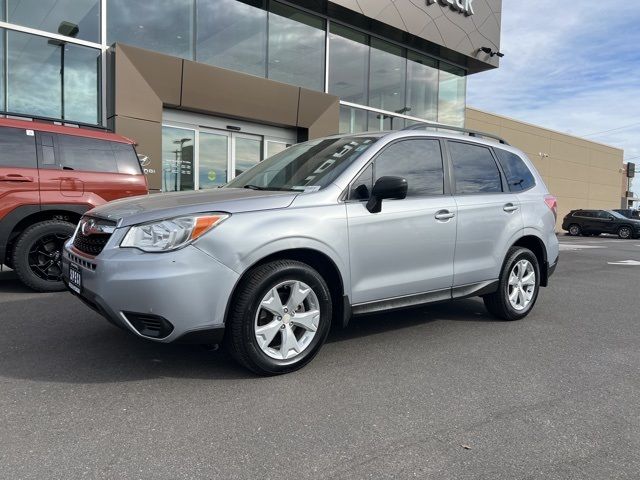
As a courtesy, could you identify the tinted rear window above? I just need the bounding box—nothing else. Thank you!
[0,127,37,168]
[449,141,503,194]
[58,135,139,174]
[494,149,536,192]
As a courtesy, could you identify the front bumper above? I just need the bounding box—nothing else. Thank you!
[62,241,239,343]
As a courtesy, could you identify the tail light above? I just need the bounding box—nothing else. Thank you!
[544,194,558,220]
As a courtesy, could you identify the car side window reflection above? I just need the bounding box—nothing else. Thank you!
[349,139,444,199]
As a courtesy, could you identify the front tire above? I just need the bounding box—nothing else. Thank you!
[226,260,332,375]
[568,224,581,236]
[483,247,540,321]
[12,220,76,292]
[618,226,632,239]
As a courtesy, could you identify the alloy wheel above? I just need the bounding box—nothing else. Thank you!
[507,259,536,312]
[254,280,321,360]
[27,233,69,282]
[619,227,631,239]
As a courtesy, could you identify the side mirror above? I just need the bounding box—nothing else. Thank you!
[366,176,408,213]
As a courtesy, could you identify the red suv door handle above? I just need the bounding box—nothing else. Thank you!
[0,174,34,182]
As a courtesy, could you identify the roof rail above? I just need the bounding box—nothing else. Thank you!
[0,111,108,131]
[402,121,510,145]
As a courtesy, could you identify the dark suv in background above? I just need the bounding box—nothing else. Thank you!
[0,116,148,292]
[562,209,640,239]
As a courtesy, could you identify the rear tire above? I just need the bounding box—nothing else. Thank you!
[483,247,540,321]
[618,226,632,239]
[12,220,75,292]
[225,260,332,375]
[568,224,581,236]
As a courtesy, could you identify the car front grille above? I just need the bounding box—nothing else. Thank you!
[72,217,117,256]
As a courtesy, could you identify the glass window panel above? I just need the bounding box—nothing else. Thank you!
[234,136,262,176]
[375,139,444,197]
[7,0,100,43]
[197,0,267,77]
[58,135,118,173]
[113,143,143,175]
[406,51,438,121]
[438,63,466,127]
[494,149,536,192]
[0,127,37,168]
[367,111,404,132]
[368,38,406,113]
[6,31,100,124]
[162,126,195,192]
[339,106,367,134]
[0,28,4,112]
[266,141,289,158]
[107,0,194,59]
[199,132,228,189]
[268,2,325,90]
[449,141,503,194]
[329,24,368,105]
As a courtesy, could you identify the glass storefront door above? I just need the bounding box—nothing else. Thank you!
[162,111,295,192]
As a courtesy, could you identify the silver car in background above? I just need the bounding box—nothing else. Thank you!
[62,124,559,375]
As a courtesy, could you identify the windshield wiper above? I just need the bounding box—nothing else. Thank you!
[243,184,267,190]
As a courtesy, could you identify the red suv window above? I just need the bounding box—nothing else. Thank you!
[0,127,37,168]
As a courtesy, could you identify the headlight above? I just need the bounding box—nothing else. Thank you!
[121,214,228,252]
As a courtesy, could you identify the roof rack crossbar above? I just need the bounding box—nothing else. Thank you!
[402,121,510,145]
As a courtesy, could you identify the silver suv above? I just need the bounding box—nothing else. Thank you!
[62,125,559,375]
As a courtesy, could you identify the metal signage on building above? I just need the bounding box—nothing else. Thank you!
[427,0,475,16]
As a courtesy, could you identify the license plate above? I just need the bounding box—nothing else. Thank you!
[68,263,82,294]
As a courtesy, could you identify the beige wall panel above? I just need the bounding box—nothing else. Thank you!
[117,44,182,106]
[181,60,300,127]
[548,139,591,166]
[590,151,623,170]
[112,116,163,191]
[297,88,340,139]
[501,127,550,155]
[499,118,550,140]
[466,108,501,127]
[547,177,588,199]
[550,159,589,183]
[588,184,622,203]
[113,47,163,122]
[588,167,623,187]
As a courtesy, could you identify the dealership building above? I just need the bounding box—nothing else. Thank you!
[0,0,627,220]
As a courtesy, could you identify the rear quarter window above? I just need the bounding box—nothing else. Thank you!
[494,149,536,192]
[0,127,37,168]
[57,135,140,174]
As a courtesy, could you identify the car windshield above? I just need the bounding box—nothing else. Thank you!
[225,136,378,192]
[609,210,628,219]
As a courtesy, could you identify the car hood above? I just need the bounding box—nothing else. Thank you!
[88,188,298,227]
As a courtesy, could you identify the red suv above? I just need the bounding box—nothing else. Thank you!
[0,117,148,291]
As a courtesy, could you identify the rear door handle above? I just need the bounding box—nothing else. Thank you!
[503,203,519,213]
[0,174,34,182]
[435,210,456,221]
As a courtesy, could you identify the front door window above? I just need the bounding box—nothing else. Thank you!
[199,131,229,189]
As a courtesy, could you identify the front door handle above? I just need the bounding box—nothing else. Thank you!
[503,203,519,213]
[435,210,456,221]
[0,174,34,182]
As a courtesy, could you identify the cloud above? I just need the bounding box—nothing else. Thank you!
[468,0,640,193]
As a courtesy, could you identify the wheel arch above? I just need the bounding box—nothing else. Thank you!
[1,204,90,264]
[511,235,549,287]
[224,248,350,330]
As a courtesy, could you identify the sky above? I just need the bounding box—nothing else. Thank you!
[467,0,640,193]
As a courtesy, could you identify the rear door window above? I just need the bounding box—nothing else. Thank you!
[0,127,37,168]
[448,141,503,194]
[494,149,536,191]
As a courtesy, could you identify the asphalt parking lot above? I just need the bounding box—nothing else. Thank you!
[1,235,639,479]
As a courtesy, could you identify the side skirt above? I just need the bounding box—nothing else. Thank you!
[351,280,499,317]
